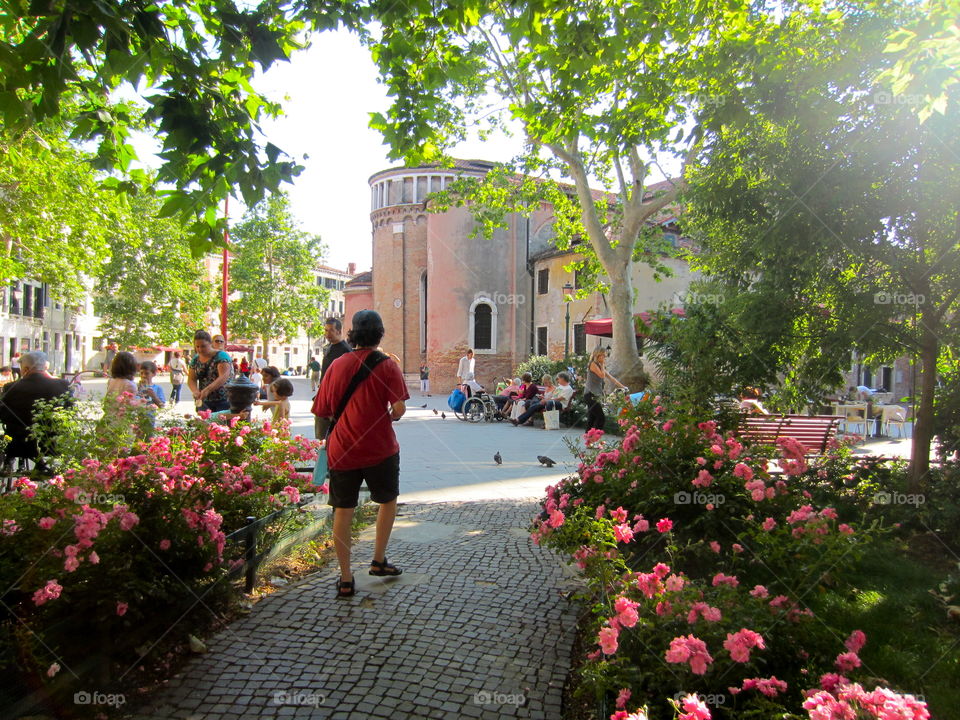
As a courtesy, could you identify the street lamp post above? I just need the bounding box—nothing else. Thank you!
[563,282,575,360]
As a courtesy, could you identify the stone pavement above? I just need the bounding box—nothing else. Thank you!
[130,500,582,720]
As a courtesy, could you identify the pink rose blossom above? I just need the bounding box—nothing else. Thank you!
[762,517,777,531]
[678,693,711,720]
[844,630,866,654]
[656,518,673,533]
[32,580,63,606]
[116,601,128,616]
[711,572,739,588]
[159,539,171,550]
[724,628,766,663]
[615,688,632,710]
[598,626,619,655]
[665,634,713,675]
[835,651,861,672]
[613,523,634,543]
[614,597,640,628]
[548,509,566,529]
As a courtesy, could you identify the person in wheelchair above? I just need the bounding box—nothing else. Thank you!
[461,371,484,399]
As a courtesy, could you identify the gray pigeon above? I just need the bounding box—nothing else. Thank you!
[494,451,502,465]
[441,412,446,420]
[433,408,438,415]
[537,455,556,467]
[419,403,427,408]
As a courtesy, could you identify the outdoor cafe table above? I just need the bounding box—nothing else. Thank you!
[832,403,884,437]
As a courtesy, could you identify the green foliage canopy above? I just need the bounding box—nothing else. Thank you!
[0,122,123,302]
[94,189,215,348]
[368,0,828,382]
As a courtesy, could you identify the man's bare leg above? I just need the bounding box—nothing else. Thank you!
[372,500,398,565]
[332,506,355,583]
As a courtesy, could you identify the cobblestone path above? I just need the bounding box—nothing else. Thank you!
[132,500,580,720]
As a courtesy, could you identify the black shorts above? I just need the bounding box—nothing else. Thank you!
[328,452,400,509]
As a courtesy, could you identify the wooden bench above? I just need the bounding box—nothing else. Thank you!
[737,414,844,455]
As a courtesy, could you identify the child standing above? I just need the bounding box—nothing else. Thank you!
[419,363,430,396]
[254,377,293,422]
[138,361,167,408]
[105,352,141,406]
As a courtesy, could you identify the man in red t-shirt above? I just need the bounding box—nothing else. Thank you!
[314,310,409,598]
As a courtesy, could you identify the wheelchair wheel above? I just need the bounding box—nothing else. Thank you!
[463,397,486,423]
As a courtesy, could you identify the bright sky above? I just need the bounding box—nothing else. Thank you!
[250,29,526,273]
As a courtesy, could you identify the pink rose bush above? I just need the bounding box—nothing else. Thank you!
[0,411,320,696]
[532,396,928,718]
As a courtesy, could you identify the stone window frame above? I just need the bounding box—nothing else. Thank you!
[469,296,497,355]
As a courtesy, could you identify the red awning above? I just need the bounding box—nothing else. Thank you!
[584,316,648,338]
[225,344,252,352]
[585,310,682,338]
[153,346,183,352]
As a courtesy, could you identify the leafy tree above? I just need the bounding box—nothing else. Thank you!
[2,1,549,254]
[877,0,959,121]
[227,193,325,361]
[0,122,124,302]
[368,0,822,385]
[95,190,215,347]
[0,0,406,253]
[685,3,960,488]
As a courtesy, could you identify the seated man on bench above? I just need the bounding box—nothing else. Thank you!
[510,372,574,427]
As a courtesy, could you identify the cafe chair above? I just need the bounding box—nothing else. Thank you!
[842,406,868,437]
[882,405,908,437]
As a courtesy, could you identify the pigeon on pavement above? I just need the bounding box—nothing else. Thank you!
[441,412,446,420]
[537,455,556,467]
[494,451,502,465]
[433,408,438,415]
[419,403,427,408]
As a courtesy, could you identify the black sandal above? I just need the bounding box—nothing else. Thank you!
[335,576,355,598]
[369,558,403,577]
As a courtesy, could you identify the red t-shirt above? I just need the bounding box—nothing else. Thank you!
[314,349,409,471]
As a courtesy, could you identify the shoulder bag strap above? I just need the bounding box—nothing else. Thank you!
[327,351,389,439]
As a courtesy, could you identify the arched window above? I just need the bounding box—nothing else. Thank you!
[474,304,492,350]
[469,297,498,354]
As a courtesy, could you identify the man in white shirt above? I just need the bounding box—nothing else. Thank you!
[253,353,268,372]
[456,349,475,386]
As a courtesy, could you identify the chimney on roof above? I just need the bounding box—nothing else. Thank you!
[347,262,356,275]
